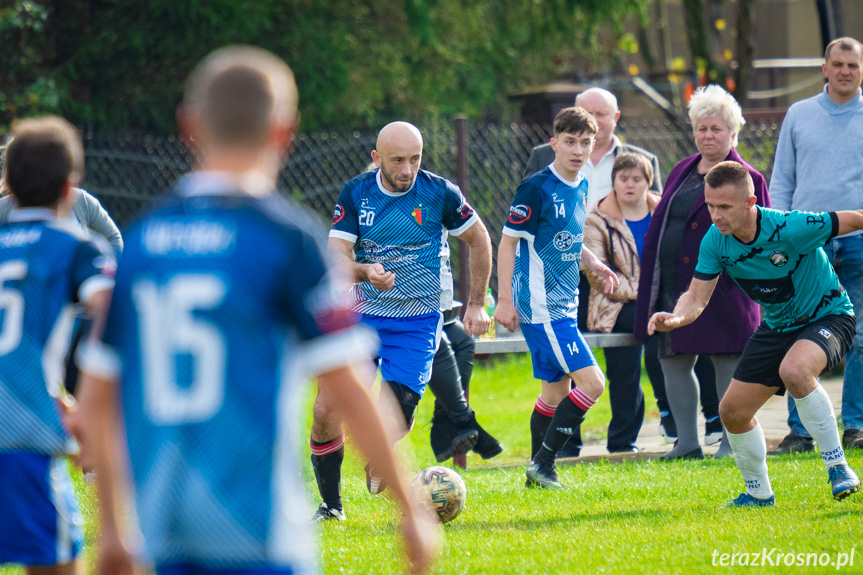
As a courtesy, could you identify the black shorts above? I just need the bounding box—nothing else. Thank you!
[733,313,856,395]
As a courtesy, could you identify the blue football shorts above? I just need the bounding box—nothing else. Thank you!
[361,312,443,394]
[0,451,82,566]
[520,317,597,383]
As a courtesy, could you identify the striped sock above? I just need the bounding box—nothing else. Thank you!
[535,389,594,464]
[311,435,345,510]
[530,396,557,459]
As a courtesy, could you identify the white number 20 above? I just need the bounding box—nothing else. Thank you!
[0,260,27,356]
[133,275,227,424]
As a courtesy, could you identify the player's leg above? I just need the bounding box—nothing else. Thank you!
[658,354,703,459]
[709,356,739,457]
[824,237,863,449]
[525,319,603,488]
[310,382,347,521]
[719,379,780,507]
[427,329,479,462]
[779,315,860,500]
[0,453,83,573]
[444,319,501,458]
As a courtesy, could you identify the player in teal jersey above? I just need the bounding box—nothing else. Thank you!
[649,161,862,505]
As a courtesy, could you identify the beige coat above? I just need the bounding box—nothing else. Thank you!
[583,190,660,333]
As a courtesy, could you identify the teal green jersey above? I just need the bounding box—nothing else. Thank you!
[694,207,852,332]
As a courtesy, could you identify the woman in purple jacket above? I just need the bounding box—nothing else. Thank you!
[633,85,771,459]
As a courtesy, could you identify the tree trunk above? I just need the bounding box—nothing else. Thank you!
[733,0,755,107]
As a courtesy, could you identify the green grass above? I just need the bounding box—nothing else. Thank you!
[4,353,862,574]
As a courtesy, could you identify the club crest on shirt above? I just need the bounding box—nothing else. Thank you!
[508,205,531,224]
[553,231,575,251]
[457,201,473,220]
[413,206,428,225]
[768,250,788,267]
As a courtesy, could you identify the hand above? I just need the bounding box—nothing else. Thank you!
[647,312,684,335]
[589,260,619,295]
[366,263,395,290]
[493,300,519,333]
[462,304,490,336]
[400,501,442,574]
[56,391,87,470]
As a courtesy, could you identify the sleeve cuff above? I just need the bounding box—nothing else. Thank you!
[79,275,115,304]
[693,270,720,281]
[502,227,534,241]
[76,341,121,380]
[329,229,358,243]
[449,214,479,236]
[828,212,839,240]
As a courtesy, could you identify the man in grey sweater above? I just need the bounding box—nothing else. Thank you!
[769,36,863,451]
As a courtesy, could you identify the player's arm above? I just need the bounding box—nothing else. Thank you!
[455,219,492,336]
[580,245,619,296]
[319,365,439,574]
[835,210,863,237]
[494,234,519,333]
[648,276,719,334]
[327,236,394,290]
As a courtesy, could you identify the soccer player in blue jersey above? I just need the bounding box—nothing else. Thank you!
[310,121,493,517]
[71,47,438,575]
[495,107,619,489]
[649,161,862,506]
[0,116,115,575]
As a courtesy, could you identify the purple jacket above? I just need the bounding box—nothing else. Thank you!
[633,148,771,353]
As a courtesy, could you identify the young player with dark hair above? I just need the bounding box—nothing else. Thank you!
[495,107,619,489]
[0,116,115,575]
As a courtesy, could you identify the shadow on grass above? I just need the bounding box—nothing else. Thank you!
[443,507,668,532]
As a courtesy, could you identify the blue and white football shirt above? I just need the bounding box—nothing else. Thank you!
[330,169,478,317]
[503,165,588,324]
[91,172,374,571]
[0,209,114,455]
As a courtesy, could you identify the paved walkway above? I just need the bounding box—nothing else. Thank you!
[570,376,843,463]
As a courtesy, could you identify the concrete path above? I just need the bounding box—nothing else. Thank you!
[569,376,843,463]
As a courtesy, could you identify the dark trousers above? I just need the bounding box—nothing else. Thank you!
[429,320,475,420]
[604,302,645,450]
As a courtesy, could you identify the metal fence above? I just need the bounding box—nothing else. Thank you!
[80,117,782,292]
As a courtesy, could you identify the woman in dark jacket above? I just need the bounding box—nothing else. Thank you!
[633,85,771,459]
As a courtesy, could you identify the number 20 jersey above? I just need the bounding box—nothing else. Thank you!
[98,173,372,570]
[503,165,588,324]
[330,169,478,317]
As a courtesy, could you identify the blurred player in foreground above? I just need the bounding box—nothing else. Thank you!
[649,162,861,506]
[0,116,115,575]
[71,46,438,575]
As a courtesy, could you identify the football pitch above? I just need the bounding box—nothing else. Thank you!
[3,353,860,574]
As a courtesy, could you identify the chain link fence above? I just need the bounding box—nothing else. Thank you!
[72,118,781,292]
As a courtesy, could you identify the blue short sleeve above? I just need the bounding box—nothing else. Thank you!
[330,184,359,242]
[502,180,542,239]
[441,182,478,236]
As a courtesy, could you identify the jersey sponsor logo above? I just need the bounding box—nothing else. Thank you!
[0,228,41,248]
[94,254,117,277]
[508,204,531,224]
[457,201,473,220]
[332,204,345,225]
[413,205,428,225]
[561,253,580,261]
[553,231,574,251]
[768,250,789,267]
[142,220,235,256]
[806,214,826,229]
[819,328,832,339]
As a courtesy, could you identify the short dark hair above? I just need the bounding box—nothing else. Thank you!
[705,161,754,198]
[553,106,598,138]
[4,116,83,208]
[612,153,654,188]
[825,37,863,63]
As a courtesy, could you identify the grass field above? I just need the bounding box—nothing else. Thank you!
[3,352,861,574]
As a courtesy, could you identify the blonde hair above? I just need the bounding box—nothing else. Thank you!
[688,85,745,147]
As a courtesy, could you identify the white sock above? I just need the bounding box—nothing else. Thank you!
[794,385,846,469]
[727,423,773,499]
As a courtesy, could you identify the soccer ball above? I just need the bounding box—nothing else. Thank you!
[409,465,467,524]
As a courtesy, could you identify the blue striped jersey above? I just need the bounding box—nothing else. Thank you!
[330,169,479,317]
[0,209,114,455]
[92,172,374,571]
[503,165,588,324]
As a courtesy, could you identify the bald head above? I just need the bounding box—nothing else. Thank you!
[181,45,298,150]
[575,87,620,147]
[373,122,424,193]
